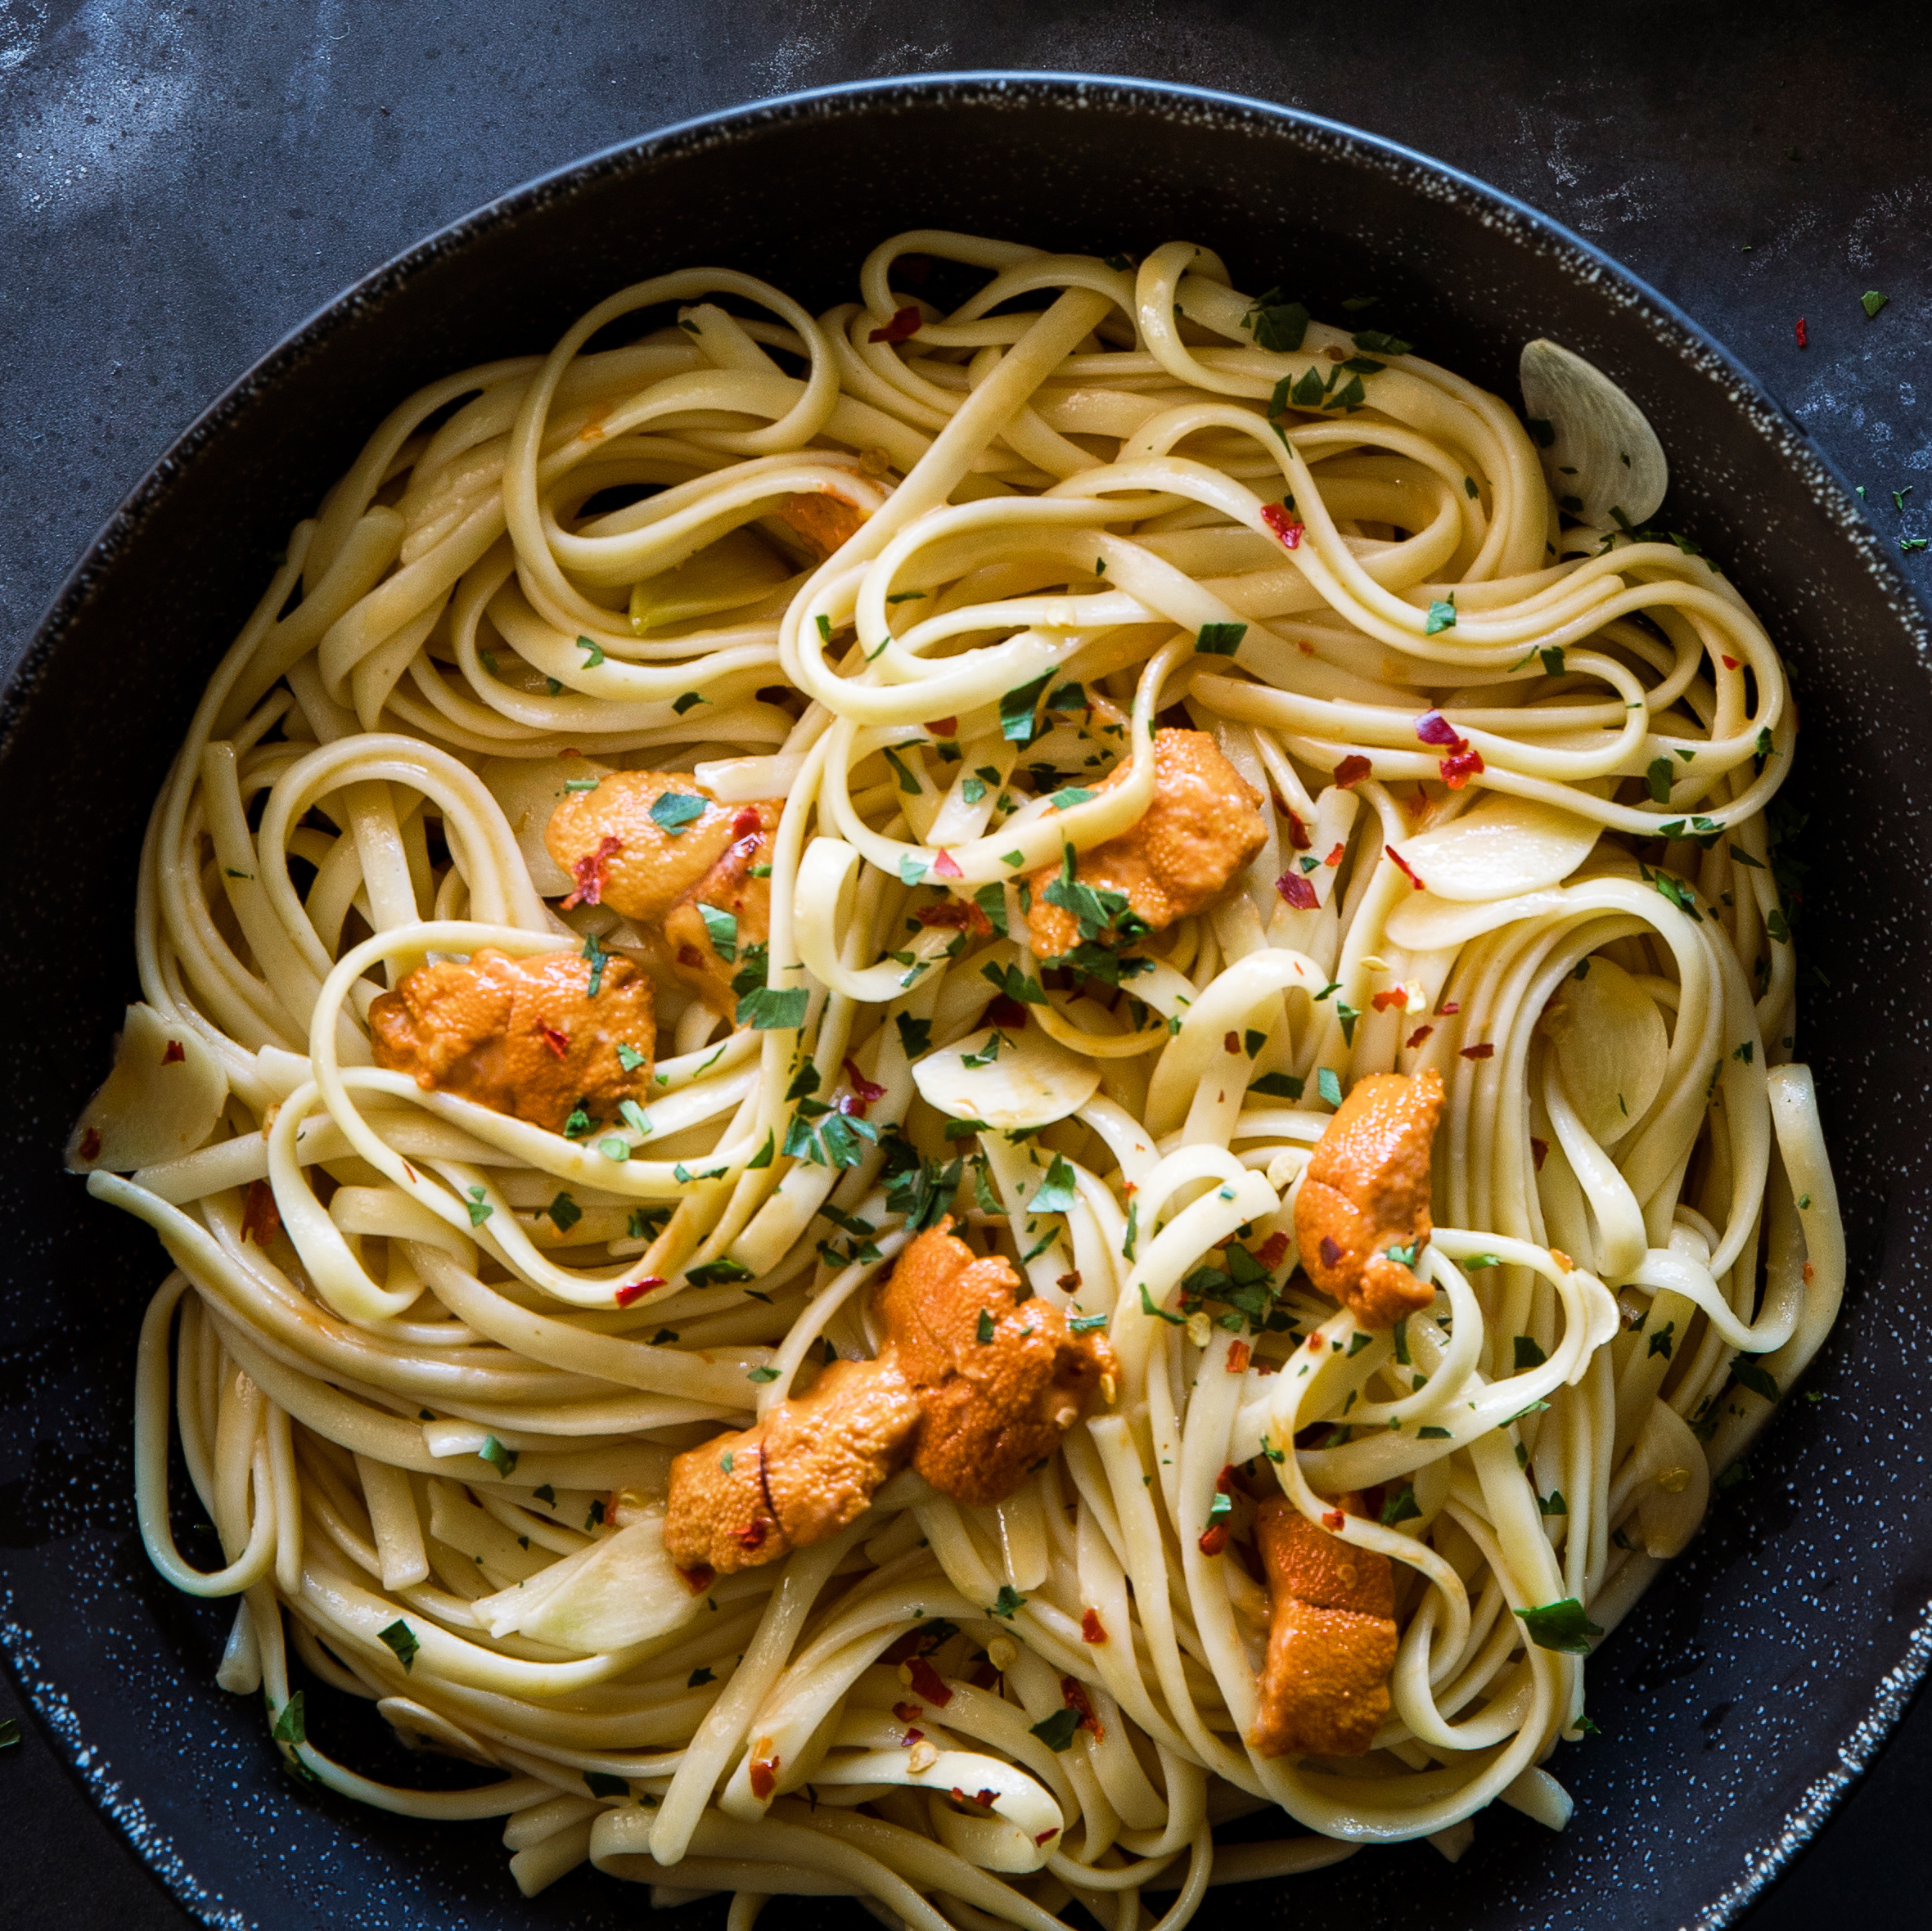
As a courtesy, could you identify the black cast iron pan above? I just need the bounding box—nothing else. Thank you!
[1,72,1924,1931]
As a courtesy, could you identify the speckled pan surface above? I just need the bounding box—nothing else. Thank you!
[0,71,1924,1931]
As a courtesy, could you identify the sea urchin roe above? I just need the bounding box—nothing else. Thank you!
[367,946,655,1136]
[662,1359,920,1575]
[1249,1493,1397,1758]
[660,1220,1115,1570]
[1022,729,1266,961]
[1294,1069,1443,1330]
[660,799,782,1016]
[544,772,783,1016]
[880,1218,1115,1507]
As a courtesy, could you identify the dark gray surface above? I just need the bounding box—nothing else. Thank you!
[1,4,1926,1927]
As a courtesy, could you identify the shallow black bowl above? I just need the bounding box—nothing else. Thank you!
[2,71,1925,1931]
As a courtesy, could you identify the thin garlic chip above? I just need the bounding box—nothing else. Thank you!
[1397,793,1600,903]
[1542,956,1668,1144]
[1520,337,1669,529]
[66,1003,227,1173]
[1632,1398,1710,1557]
[472,1513,702,1653]
[628,524,793,631]
[480,753,615,895]
[911,1021,1101,1131]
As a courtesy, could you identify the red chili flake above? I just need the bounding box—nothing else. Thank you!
[844,1059,888,1110]
[1257,1231,1290,1270]
[1803,1260,1816,1284]
[726,808,760,841]
[1036,1829,1059,1847]
[907,1654,952,1707]
[986,994,1030,1029]
[1081,1607,1108,1645]
[869,304,923,344]
[561,834,623,911]
[1216,1463,1240,1495]
[678,943,707,968]
[923,716,958,738]
[1198,1523,1229,1556]
[892,1701,923,1724]
[1437,998,1461,1015]
[1371,988,1406,1012]
[541,1025,570,1059]
[1276,870,1318,910]
[950,1786,999,1814]
[1061,1676,1104,1742]
[402,1160,418,1183]
[1530,1137,1550,1171]
[1795,317,1808,349]
[931,848,963,880]
[900,1726,925,1746]
[1324,842,1344,866]
[1334,754,1371,788]
[1223,1030,1241,1056]
[161,1039,186,1065]
[1460,1042,1495,1060]
[1261,502,1305,549]
[615,1275,665,1308]
[1319,1236,1343,1268]
[1439,747,1485,789]
[736,1518,770,1551]
[749,1755,779,1798]
[1226,1339,1252,1373]
[241,1178,281,1248]
[77,1127,102,1163]
[1722,655,1741,671]
[1285,809,1312,851]
[1322,1509,1346,1533]
[1056,1272,1082,1294]
[1406,1024,1434,1050]
[677,1561,716,1594]
[1414,709,1466,750]
[1386,846,1425,890]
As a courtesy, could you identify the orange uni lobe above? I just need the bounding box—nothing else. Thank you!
[1293,1069,1444,1330]
[1249,1494,1397,1759]
[1022,730,1266,961]
[544,771,784,1019]
[367,947,655,1137]
[661,1360,919,1577]
[876,1219,1115,1508]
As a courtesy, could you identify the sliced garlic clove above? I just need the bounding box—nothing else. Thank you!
[1520,338,1668,529]
[474,1513,702,1654]
[628,524,793,631]
[1632,1397,1709,1557]
[1397,793,1599,902]
[479,753,615,896]
[66,1004,227,1173]
[911,1022,1100,1131]
[1542,956,1668,1145]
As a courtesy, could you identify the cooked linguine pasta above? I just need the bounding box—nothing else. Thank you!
[71,230,1843,1924]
